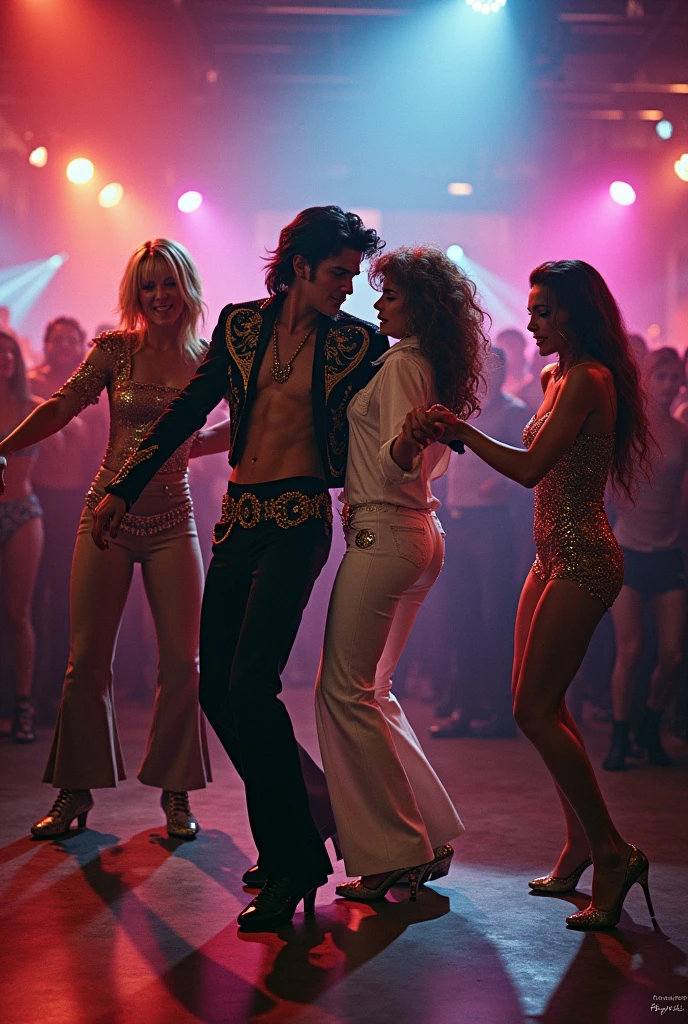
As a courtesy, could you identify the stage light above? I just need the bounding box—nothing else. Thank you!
[609,181,636,206]
[177,190,203,213]
[98,183,124,208]
[674,155,688,182]
[448,182,473,196]
[656,120,673,140]
[0,254,67,324]
[28,146,48,167]
[66,158,95,184]
[447,245,465,263]
[466,0,506,13]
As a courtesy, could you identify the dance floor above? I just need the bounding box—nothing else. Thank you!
[2,689,686,1024]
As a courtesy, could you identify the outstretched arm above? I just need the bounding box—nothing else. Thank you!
[429,365,602,488]
[0,346,110,494]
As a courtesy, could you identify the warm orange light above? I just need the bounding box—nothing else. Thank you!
[98,182,124,208]
[29,146,48,167]
[66,158,95,184]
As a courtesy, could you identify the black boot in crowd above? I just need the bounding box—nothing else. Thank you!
[635,706,674,767]
[603,720,629,771]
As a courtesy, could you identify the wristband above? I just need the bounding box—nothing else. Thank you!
[448,440,465,455]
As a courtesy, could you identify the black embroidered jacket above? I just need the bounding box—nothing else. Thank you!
[105,295,389,506]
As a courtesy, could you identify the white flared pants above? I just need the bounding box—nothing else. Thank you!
[43,467,211,791]
[315,505,464,876]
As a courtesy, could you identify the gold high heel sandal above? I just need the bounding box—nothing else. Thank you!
[336,862,431,903]
[397,844,455,887]
[566,846,655,930]
[529,857,592,894]
[422,844,454,883]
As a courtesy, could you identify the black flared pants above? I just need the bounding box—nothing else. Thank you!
[199,477,333,881]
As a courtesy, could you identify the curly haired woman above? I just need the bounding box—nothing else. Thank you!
[315,245,489,901]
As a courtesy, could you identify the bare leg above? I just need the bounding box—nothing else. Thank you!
[1,517,44,699]
[513,578,632,909]
[648,589,686,711]
[512,573,590,876]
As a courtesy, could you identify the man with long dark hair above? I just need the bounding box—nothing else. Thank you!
[92,207,387,929]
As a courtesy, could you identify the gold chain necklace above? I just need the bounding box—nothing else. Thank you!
[271,321,315,384]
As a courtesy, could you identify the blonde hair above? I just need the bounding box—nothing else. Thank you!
[118,238,206,362]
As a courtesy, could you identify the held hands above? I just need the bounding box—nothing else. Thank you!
[425,405,464,444]
[401,406,446,450]
[91,494,127,550]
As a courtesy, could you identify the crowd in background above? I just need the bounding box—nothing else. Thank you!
[1,309,686,773]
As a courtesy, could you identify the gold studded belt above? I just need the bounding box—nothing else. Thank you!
[340,502,434,530]
[213,488,332,545]
[85,488,193,536]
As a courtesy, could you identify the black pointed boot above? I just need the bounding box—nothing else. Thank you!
[635,706,674,766]
[603,721,630,771]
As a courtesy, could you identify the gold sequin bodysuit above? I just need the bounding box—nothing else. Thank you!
[54,332,199,535]
[523,411,624,608]
[56,332,195,474]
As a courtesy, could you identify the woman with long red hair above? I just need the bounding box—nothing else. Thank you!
[419,260,655,930]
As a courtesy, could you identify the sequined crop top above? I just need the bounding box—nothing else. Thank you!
[523,411,616,541]
[522,410,624,609]
[54,332,199,475]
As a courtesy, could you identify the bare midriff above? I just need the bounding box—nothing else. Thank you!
[231,340,324,484]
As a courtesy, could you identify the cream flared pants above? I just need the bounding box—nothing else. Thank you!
[43,467,211,791]
[315,505,464,876]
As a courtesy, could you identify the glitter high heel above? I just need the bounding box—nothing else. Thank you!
[31,788,94,838]
[161,790,199,840]
[336,862,431,903]
[529,856,592,894]
[566,847,655,930]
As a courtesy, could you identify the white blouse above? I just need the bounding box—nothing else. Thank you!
[341,336,450,510]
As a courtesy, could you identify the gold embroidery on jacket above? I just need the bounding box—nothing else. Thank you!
[324,325,370,401]
[107,445,159,487]
[226,307,262,389]
[327,383,355,478]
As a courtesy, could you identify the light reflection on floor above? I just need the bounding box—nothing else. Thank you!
[2,693,686,1024]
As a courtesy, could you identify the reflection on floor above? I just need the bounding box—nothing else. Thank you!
[2,690,687,1024]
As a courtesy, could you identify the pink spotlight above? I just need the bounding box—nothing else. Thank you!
[609,181,636,206]
[177,190,203,213]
